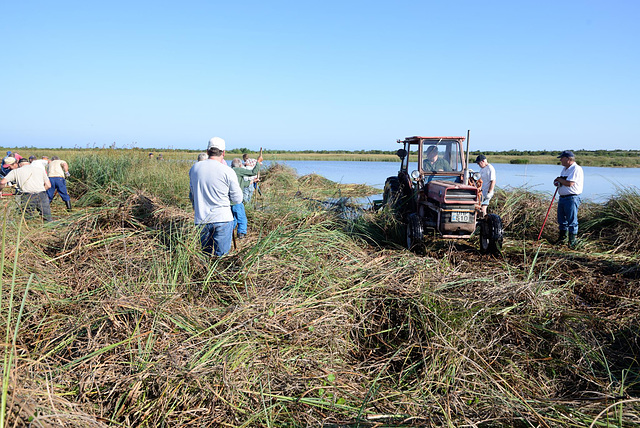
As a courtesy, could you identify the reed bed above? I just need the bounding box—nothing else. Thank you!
[0,158,639,427]
[488,187,553,240]
[581,187,640,253]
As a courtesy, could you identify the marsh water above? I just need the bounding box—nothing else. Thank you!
[265,160,640,203]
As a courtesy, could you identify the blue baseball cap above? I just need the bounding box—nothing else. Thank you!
[557,150,575,158]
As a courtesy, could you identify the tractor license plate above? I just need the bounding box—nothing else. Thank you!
[451,212,470,222]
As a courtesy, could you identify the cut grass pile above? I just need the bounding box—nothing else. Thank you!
[0,159,639,427]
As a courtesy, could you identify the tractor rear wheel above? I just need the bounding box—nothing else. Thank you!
[383,177,400,207]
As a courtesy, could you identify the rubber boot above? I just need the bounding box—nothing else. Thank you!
[568,233,577,248]
[556,230,567,245]
[65,200,72,211]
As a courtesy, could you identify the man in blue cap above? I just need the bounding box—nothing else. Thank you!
[553,150,584,248]
[474,154,496,217]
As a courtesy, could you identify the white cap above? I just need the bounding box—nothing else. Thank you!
[207,137,225,151]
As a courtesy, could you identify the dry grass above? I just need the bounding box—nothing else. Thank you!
[1,163,639,427]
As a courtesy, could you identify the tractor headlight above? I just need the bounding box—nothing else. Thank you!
[473,172,481,181]
[411,170,420,180]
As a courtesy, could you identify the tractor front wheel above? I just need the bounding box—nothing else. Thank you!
[479,213,504,254]
[406,213,424,252]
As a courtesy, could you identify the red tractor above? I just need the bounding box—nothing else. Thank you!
[383,135,503,254]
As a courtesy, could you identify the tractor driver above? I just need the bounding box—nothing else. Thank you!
[423,145,451,172]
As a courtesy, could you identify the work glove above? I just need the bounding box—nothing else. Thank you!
[65,171,70,178]
[554,180,561,187]
[486,191,494,199]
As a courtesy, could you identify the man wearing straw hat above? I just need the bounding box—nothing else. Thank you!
[0,157,52,221]
[189,137,243,256]
[1,152,14,177]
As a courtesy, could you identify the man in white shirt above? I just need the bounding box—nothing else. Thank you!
[47,156,72,211]
[553,150,584,248]
[189,137,243,256]
[0,157,52,221]
[475,154,496,217]
[30,156,50,171]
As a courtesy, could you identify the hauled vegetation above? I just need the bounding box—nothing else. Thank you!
[1,150,640,427]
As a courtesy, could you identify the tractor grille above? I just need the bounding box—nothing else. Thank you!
[443,204,474,212]
[445,188,477,204]
[441,204,476,223]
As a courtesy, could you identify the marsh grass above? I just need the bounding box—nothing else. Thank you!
[581,187,640,253]
[489,187,554,241]
[1,157,639,426]
[68,152,193,208]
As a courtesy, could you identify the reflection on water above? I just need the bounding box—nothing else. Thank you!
[266,161,640,203]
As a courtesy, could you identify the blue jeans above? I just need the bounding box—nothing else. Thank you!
[231,203,247,235]
[47,177,70,202]
[198,221,234,256]
[557,195,581,234]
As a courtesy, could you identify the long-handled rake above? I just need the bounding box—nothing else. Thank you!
[537,187,558,241]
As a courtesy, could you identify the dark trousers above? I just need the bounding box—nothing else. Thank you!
[47,177,70,202]
[19,192,52,221]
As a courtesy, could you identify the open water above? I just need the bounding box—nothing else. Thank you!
[264,160,640,203]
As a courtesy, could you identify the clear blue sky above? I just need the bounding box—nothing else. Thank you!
[2,0,638,152]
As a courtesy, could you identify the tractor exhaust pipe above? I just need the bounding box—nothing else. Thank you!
[463,130,471,185]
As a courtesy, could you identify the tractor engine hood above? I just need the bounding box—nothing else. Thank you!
[426,180,479,205]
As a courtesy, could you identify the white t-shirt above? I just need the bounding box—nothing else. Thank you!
[4,165,49,193]
[479,163,496,196]
[558,162,584,196]
[31,159,49,171]
[48,159,67,178]
[188,159,243,224]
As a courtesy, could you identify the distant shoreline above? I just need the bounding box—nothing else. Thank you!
[230,152,640,168]
[2,147,637,168]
